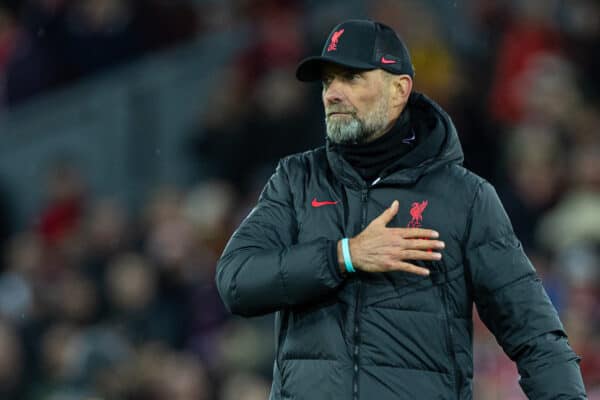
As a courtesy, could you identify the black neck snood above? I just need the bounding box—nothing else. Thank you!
[332,107,417,183]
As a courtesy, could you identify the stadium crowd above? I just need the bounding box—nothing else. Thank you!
[0,0,199,108]
[0,0,598,399]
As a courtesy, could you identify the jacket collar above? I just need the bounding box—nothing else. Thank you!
[326,92,464,188]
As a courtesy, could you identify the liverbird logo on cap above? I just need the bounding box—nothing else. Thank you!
[408,200,428,228]
[327,29,345,52]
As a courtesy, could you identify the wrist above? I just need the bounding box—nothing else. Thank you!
[339,238,356,273]
[337,240,347,276]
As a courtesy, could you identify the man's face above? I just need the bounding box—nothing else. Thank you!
[321,64,392,145]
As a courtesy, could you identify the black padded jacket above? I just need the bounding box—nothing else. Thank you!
[216,92,587,399]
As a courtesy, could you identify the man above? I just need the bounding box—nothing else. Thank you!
[216,19,587,399]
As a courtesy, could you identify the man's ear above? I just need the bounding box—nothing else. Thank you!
[391,75,413,107]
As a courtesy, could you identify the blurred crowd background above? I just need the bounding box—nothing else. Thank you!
[0,0,598,399]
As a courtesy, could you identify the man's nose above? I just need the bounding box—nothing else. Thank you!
[323,80,344,105]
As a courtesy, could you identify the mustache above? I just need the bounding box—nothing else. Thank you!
[325,107,357,117]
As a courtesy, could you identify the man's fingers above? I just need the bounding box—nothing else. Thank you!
[390,227,439,239]
[402,239,445,250]
[374,200,399,226]
[398,249,442,261]
[388,261,430,276]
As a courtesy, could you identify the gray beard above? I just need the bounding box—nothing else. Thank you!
[325,96,390,145]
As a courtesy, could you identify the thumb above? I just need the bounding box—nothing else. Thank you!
[376,200,399,226]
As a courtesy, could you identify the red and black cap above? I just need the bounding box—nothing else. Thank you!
[296,19,414,82]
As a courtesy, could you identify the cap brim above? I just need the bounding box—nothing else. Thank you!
[295,55,376,82]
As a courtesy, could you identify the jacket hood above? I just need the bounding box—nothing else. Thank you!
[326,91,464,188]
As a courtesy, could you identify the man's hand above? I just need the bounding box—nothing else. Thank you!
[337,200,444,276]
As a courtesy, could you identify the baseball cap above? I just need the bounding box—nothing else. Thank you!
[296,19,414,82]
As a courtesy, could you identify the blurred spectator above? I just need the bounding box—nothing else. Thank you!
[34,157,88,305]
[220,372,270,400]
[498,127,565,249]
[104,252,181,346]
[158,352,210,400]
[537,145,600,250]
[0,320,24,398]
[0,232,39,324]
[28,322,94,399]
[144,185,195,276]
[81,197,132,296]
[50,272,97,328]
[215,319,274,376]
[0,2,57,107]
[488,0,564,124]
[559,0,600,99]
[59,0,143,78]
[37,158,86,247]
[235,0,305,82]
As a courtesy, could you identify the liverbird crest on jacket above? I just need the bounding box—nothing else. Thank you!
[408,200,428,227]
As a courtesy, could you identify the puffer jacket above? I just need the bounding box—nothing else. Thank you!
[216,92,587,399]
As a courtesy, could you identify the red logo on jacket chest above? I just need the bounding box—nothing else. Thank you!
[407,200,428,227]
[311,198,338,207]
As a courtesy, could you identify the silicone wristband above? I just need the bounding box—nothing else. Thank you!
[341,238,355,273]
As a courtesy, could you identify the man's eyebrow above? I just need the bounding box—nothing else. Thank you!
[346,68,363,74]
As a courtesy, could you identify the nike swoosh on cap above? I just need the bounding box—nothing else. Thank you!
[380,56,397,64]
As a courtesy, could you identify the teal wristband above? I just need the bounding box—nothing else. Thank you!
[341,238,355,273]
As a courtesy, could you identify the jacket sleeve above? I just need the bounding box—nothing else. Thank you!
[464,181,587,399]
[215,158,344,317]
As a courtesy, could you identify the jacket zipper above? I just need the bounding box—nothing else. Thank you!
[352,189,369,400]
[361,189,368,228]
[440,270,461,398]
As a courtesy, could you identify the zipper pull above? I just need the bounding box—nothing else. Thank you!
[371,177,382,186]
